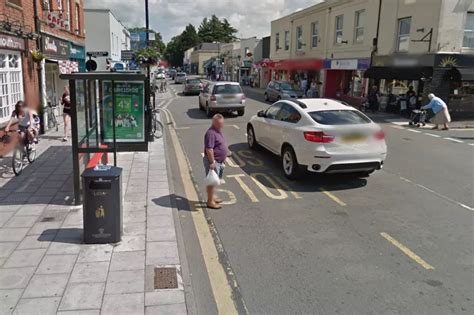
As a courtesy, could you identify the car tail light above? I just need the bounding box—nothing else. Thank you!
[374,130,385,140]
[241,95,246,104]
[304,131,334,143]
[210,95,217,102]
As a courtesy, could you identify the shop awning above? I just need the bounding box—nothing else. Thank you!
[456,68,474,81]
[364,66,433,80]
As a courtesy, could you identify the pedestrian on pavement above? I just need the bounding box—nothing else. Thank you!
[368,85,380,114]
[422,93,451,130]
[61,85,71,142]
[203,114,228,209]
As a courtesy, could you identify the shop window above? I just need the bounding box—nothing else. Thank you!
[397,17,411,52]
[311,22,319,48]
[75,3,81,35]
[275,33,280,51]
[296,26,303,50]
[463,12,474,48]
[335,15,344,44]
[284,31,290,50]
[57,0,62,10]
[354,10,365,43]
[66,0,72,31]
[0,51,23,123]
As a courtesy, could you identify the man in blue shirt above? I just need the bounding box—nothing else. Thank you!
[422,93,451,130]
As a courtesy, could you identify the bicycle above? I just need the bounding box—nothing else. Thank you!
[47,102,59,131]
[159,79,167,93]
[10,130,37,176]
[151,108,164,139]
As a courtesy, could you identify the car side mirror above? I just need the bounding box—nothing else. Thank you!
[257,110,266,118]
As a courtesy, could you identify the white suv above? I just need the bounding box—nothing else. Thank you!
[247,99,387,179]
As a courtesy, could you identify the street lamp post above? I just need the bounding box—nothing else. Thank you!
[145,0,153,142]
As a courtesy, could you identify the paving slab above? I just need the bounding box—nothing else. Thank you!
[69,261,109,283]
[0,267,36,289]
[145,290,186,306]
[101,293,145,315]
[3,248,47,268]
[23,273,69,298]
[114,235,146,252]
[146,242,180,265]
[110,251,145,271]
[17,234,55,250]
[145,303,187,315]
[0,288,23,314]
[0,228,30,242]
[13,297,61,315]
[37,254,78,274]
[77,244,113,263]
[105,269,145,294]
[4,215,40,228]
[0,211,15,227]
[0,242,18,258]
[59,282,105,311]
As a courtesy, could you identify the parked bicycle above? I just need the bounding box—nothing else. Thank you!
[7,130,37,176]
[47,102,59,131]
[151,107,164,139]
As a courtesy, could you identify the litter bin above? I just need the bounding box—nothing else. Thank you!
[82,165,123,244]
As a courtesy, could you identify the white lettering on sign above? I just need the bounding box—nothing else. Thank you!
[331,59,358,70]
[0,35,25,50]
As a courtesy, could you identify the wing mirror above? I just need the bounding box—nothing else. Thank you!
[257,110,266,118]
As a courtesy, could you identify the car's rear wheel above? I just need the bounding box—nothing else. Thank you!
[277,95,281,101]
[282,146,301,180]
[264,93,269,102]
[247,125,258,149]
[354,170,375,178]
[237,109,245,116]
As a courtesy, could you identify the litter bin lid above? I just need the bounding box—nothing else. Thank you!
[82,166,123,178]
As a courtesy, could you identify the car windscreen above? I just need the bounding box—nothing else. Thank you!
[214,84,242,94]
[280,82,294,90]
[177,73,186,77]
[308,110,371,125]
[186,79,201,84]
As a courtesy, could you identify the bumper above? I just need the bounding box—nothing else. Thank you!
[184,89,201,94]
[298,147,387,173]
[210,105,245,112]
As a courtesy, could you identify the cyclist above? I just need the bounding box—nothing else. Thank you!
[5,101,37,144]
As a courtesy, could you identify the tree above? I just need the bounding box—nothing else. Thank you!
[163,24,200,67]
[197,15,237,43]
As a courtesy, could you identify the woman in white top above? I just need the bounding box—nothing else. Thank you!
[5,101,37,143]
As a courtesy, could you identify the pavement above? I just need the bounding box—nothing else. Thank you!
[0,102,189,313]
[162,81,474,314]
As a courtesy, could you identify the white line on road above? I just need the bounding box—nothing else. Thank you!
[389,125,405,130]
[415,183,474,211]
[407,129,422,133]
[468,143,474,146]
[443,137,464,143]
[425,133,441,138]
[232,125,240,130]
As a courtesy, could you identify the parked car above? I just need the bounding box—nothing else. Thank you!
[247,98,387,179]
[183,78,203,95]
[198,82,246,117]
[169,69,177,80]
[264,80,305,102]
[174,72,187,84]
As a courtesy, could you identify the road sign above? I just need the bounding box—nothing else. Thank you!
[121,50,134,61]
[86,59,97,71]
[87,51,109,57]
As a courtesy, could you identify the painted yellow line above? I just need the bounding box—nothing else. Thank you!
[227,174,259,202]
[250,173,288,200]
[216,188,237,205]
[381,232,434,270]
[168,126,238,314]
[232,125,240,129]
[273,176,302,199]
[319,188,347,206]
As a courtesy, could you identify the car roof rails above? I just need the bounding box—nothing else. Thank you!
[290,99,307,109]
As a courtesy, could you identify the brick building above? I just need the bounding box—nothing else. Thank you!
[0,0,85,127]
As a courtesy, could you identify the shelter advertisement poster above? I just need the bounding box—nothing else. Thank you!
[102,81,145,142]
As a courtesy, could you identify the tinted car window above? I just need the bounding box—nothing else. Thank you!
[309,110,371,125]
[265,103,283,119]
[277,104,301,123]
[214,84,242,94]
[274,83,280,90]
[177,73,186,77]
[279,82,294,90]
[186,79,201,84]
[268,81,274,88]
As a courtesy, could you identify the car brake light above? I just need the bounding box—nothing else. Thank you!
[210,95,217,101]
[374,130,385,140]
[304,131,334,143]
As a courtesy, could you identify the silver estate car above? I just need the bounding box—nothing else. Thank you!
[198,82,246,117]
[264,80,305,102]
[174,72,187,84]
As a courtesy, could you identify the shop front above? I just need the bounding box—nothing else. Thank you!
[0,34,25,125]
[323,58,370,107]
[269,59,322,88]
[70,43,86,72]
[365,54,474,116]
[42,34,78,107]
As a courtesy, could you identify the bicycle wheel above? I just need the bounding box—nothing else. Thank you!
[27,143,36,163]
[53,113,58,131]
[12,147,24,176]
[153,116,164,139]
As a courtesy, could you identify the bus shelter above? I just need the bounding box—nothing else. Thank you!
[60,72,150,205]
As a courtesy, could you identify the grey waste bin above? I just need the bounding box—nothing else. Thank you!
[82,166,123,244]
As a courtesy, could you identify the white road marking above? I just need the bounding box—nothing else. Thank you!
[407,129,421,133]
[443,137,464,143]
[389,125,405,130]
[468,143,474,146]
[425,133,441,138]
[414,183,474,211]
[232,125,240,130]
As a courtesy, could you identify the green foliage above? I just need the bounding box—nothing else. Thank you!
[164,24,200,67]
[198,15,237,43]
[134,47,160,66]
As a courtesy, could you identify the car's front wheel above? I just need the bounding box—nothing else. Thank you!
[206,103,213,118]
[282,146,301,180]
[264,93,269,102]
[247,125,258,149]
[237,109,245,116]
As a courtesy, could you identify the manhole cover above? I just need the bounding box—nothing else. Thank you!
[40,217,55,222]
[154,267,178,289]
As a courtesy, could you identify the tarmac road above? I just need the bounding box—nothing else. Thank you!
[162,81,474,314]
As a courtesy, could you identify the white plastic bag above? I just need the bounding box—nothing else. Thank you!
[204,170,220,186]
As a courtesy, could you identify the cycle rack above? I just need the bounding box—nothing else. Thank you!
[60,72,151,205]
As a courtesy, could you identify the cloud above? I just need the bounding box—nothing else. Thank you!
[84,0,323,42]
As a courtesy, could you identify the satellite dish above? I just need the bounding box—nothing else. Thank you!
[86,59,97,71]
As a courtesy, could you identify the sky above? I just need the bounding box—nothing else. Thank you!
[84,0,323,43]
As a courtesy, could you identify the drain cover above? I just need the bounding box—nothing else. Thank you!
[154,267,178,289]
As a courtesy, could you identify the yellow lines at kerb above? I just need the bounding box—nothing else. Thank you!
[319,187,347,207]
[381,232,435,270]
